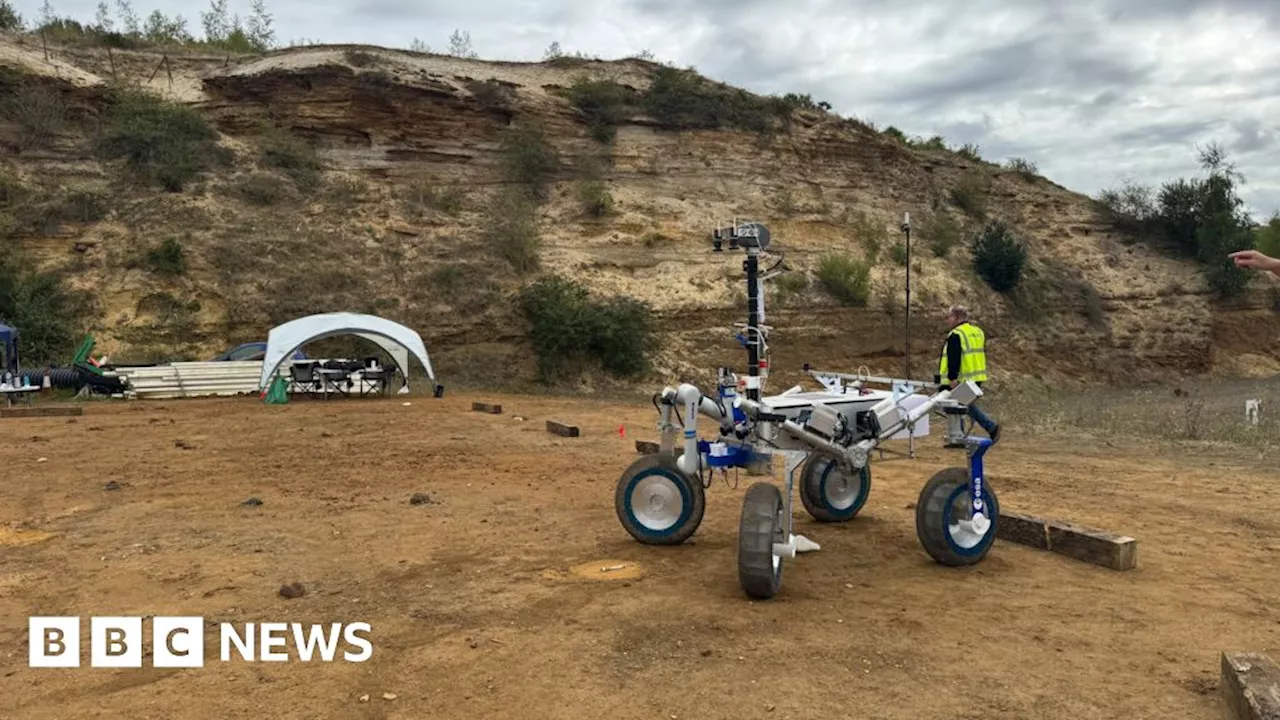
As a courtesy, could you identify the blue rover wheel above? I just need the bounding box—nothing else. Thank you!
[915,467,999,566]
[615,453,705,545]
[738,482,785,600]
[799,453,871,523]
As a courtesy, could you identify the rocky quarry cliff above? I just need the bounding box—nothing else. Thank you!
[1,31,1277,391]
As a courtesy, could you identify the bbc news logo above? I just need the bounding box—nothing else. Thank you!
[29,617,373,667]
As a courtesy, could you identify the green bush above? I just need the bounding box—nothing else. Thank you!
[949,171,989,218]
[889,241,908,266]
[577,179,613,217]
[95,88,222,191]
[517,275,656,381]
[771,271,808,305]
[499,121,558,201]
[848,211,887,263]
[0,0,22,31]
[920,212,963,257]
[971,219,1026,293]
[816,253,871,306]
[1255,213,1280,258]
[0,254,89,365]
[565,77,633,143]
[0,83,68,150]
[467,79,514,107]
[1006,157,1038,180]
[483,188,540,274]
[1095,181,1158,236]
[641,66,785,133]
[143,237,186,276]
[259,126,322,191]
[956,143,982,161]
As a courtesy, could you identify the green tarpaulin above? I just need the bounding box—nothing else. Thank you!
[263,375,289,404]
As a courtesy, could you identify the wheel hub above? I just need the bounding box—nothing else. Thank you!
[631,474,682,531]
[823,470,858,510]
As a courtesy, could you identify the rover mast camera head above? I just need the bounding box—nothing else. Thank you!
[733,221,771,252]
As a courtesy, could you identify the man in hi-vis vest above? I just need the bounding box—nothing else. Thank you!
[935,305,1001,443]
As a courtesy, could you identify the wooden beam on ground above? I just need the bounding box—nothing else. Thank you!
[1,406,83,418]
[546,420,579,438]
[997,511,1137,571]
[471,402,502,414]
[1221,652,1280,720]
[635,440,659,454]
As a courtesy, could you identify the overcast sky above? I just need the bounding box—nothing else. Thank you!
[18,0,1280,218]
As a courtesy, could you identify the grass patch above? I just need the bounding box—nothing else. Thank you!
[919,212,964,258]
[232,172,288,206]
[259,125,322,192]
[344,50,379,67]
[848,211,888,264]
[401,181,465,217]
[987,378,1280,448]
[770,271,809,306]
[517,274,656,382]
[95,87,224,192]
[816,252,871,306]
[949,170,990,219]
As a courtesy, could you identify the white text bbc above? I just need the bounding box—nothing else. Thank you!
[29,617,373,667]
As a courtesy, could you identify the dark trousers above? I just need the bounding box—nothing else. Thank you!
[968,381,997,435]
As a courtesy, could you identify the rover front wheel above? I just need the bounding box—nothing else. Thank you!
[915,467,999,566]
[615,453,705,545]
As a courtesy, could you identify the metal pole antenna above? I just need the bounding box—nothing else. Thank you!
[902,212,912,381]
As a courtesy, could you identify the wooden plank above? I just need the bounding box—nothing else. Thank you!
[1,406,83,418]
[635,440,659,454]
[1222,652,1280,720]
[471,402,502,414]
[996,511,1137,570]
[546,420,579,438]
[995,511,1050,551]
[1045,519,1137,571]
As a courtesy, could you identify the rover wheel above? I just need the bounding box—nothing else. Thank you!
[798,453,871,523]
[615,453,705,545]
[738,482,785,599]
[915,467,999,566]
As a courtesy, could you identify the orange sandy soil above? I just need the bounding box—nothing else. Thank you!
[0,391,1278,719]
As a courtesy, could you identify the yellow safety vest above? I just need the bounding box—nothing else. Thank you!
[938,322,988,384]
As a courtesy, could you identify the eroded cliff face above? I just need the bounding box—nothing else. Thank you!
[0,34,1270,388]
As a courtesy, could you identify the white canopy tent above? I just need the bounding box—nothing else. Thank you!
[257,312,438,392]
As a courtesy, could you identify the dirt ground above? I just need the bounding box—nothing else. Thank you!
[1,391,1278,719]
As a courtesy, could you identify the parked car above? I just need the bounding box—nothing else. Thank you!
[211,342,307,362]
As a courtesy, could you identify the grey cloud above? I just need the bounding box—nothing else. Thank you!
[1232,119,1277,153]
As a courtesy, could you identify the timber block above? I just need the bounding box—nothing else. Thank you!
[1222,652,1280,720]
[1,406,83,418]
[996,511,1050,550]
[546,420,579,438]
[471,402,502,414]
[635,440,660,454]
[997,511,1137,570]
